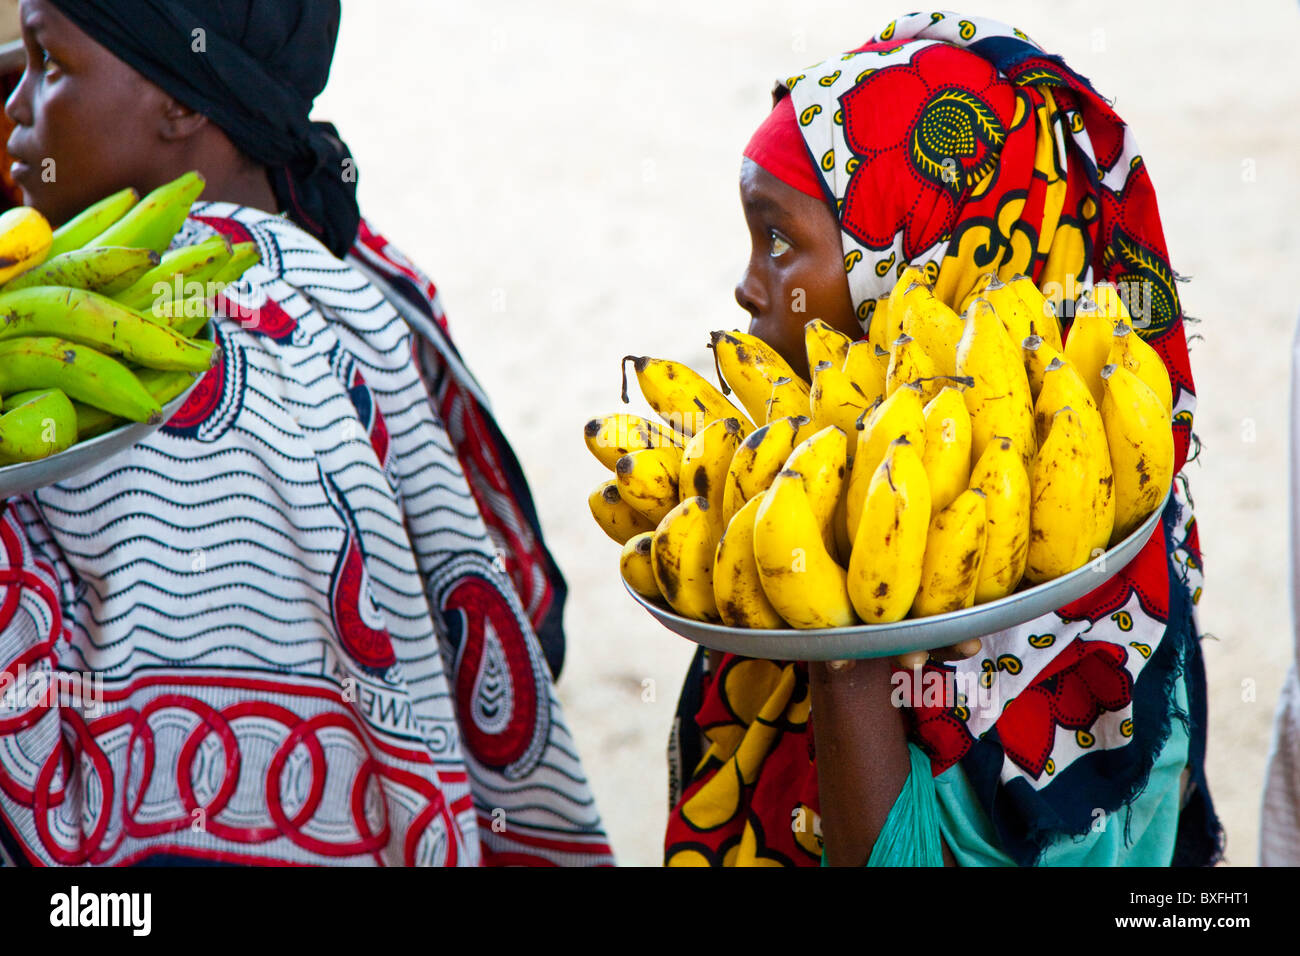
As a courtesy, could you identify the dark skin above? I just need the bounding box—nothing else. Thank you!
[735,158,861,381]
[5,0,277,227]
[733,158,983,866]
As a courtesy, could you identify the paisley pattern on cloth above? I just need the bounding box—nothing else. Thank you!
[666,11,1218,867]
[0,204,611,866]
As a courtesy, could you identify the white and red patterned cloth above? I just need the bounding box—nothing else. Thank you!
[0,203,612,866]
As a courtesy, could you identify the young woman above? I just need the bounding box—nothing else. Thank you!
[666,12,1219,867]
[0,0,611,866]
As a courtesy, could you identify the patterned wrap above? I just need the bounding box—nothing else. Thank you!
[666,11,1218,867]
[0,203,612,866]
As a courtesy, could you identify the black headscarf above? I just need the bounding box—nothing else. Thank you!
[49,0,360,257]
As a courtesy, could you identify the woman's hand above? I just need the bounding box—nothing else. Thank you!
[894,637,983,671]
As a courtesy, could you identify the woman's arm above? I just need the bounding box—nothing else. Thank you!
[810,658,955,866]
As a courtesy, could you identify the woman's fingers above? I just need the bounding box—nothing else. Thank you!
[894,638,982,670]
[895,649,929,670]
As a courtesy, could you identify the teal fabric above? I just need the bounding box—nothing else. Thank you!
[867,743,948,866]
[851,672,1190,867]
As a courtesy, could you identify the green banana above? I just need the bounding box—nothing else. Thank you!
[3,387,59,410]
[209,241,260,287]
[0,286,217,372]
[47,187,140,259]
[87,171,206,255]
[171,302,214,339]
[73,368,198,439]
[0,387,78,464]
[0,337,162,423]
[115,235,233,311]
[3,246,161,295]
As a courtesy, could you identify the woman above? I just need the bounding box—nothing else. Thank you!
[666,12,1219,867]
[0,0,611,866]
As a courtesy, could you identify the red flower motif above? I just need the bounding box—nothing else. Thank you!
[996,639,1134,778]
[839,43,1015,255]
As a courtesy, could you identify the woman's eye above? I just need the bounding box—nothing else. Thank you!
[769,231,791,258]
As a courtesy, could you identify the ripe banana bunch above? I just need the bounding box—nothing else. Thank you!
[0,173,262,466]
[590,271,1175,629]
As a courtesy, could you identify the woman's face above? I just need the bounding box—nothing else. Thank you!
[5,0,168,225]
[735,157,860,379]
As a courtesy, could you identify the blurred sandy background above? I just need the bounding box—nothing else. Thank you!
[317,0,1300,865]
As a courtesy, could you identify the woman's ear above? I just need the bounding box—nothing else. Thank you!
[158,96,209,143]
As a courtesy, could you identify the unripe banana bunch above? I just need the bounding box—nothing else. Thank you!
[0,172,261,466]
[586,272,1175,629]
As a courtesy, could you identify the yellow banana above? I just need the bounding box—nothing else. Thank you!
[620,532,661,600]
[3,246,160,295]
[956,298,1036,470]
[46,187,139,259]
[1022,333,1064,401]
[1100,364,1174,545]
[899,282,963,377]
[624,354,754,437]
[89,171,206,255]
[0,337,161,423]
[912,488,988,618]
[710,330,806,426]
[721,415,811,523]
[754,469,857,628]
[0,388,78,464]
[589,478,657,544]
[584,412,684,471]
[1008,275,1063,352]
[832,473,853,564]
[804,318,852,375]
[842,339,887,408]
[970,436,1030,603]
[982,273,1036,348]
[1107,323,1173,417]
[765,375,812,424]
[1025,407,1105,583]
[0,286,218,372]
[615,445,684,524]
[1091,281,1134,329]
[1034,356,1115,553]
[810,361,872,457]
[921,386,971,514]
[713,494,785,628]
[958,271,996,315]
[847,437,930,623]
[844,383,926,543]
[115,235,233,310]
[651,496,720,621]
[0,207,54,285]
[868,264,928,353]
[1062,296,1116,407]
[886,333,942,402]
[783,425,847,555]
[680,417,745,535]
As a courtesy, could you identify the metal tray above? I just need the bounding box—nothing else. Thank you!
[625,488,1169,661]
[0,373,204,497]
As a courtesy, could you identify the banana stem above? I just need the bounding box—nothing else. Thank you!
[620,356,635,404]
[706,335,732,396]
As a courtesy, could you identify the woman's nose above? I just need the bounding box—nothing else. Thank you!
[5,64,33,129]
[734,266,766,319]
